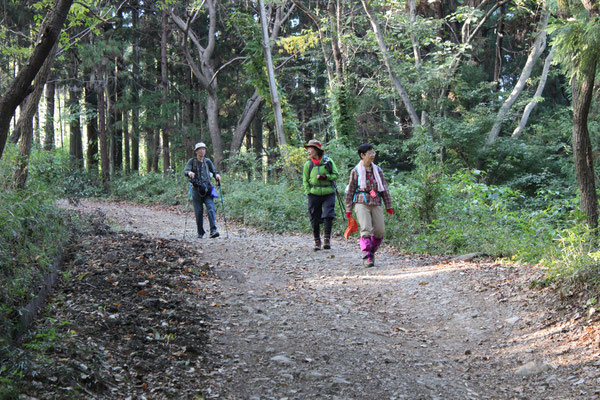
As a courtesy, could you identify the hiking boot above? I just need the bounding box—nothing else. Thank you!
[364,257,375,268]
[314,239,321,251]
[197,233,204,239]
[210,231,220,238]
[323,238,331,250]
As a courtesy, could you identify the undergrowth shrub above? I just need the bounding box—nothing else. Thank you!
[107,172,189,205]
[0,188,69,345]
[386,170,557,260]
[540,224,600,299]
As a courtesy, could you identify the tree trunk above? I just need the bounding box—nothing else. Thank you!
[160,10,170,175]
[512,47,555,139]
[230,90,264,153]
[572,62,599,228]
[131,1,140,173]
[98,70,109,184]
[169,0,224,169]
[85,81,98,173]
[486,9,549,145]
[68,51,83,169]
[44,75,56,150]
[123,108,130,174]
[360,0,421,127]
[493,3,505,86]
[0,0,74,160]
[68,84,83,169]
[13,42,59,188]
[259,0,286,147]
[328,0,343,85]
[408,0,422,66]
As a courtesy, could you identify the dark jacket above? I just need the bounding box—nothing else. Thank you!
[183,157,218,185]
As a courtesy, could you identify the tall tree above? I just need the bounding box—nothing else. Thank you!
[13,42,60,188]
[160,9,170,175]
[169,0,224,168]
[486,8,550,145]
[360,0,421,127]
[550,0,600,227]
[258,0,286,147]
[0,0,74,160]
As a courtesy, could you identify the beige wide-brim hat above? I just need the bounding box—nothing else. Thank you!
[194,142,207,151]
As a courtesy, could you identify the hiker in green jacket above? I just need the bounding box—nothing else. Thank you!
[302,139,340,251]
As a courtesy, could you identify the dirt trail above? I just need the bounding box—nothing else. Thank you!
[58,199,600,400]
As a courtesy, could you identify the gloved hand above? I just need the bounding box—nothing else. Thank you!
[387,208,393,215]
[317,174,327,180]
[346,212,352,219]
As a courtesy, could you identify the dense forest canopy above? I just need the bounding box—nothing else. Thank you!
[1,0,599,223]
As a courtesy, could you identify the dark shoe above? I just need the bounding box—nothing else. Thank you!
[323,238,331,250]
[197,233,204,239]
[364,257,375,268]
[314,239,321,251]
[210,231,220,238]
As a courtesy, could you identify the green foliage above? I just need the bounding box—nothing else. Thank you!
[540,224,600,296]
[386,168,558,260]
[107,172,190,205]
[222,179,345,235]
[330,83,357,139]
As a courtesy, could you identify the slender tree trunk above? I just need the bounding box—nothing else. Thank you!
[512,47,555,139]
[131,1,140,173]
[408,0,422,66]
[68,84,83,169]
[486,9,549,146]
[123,109,130,174]
[328,0,343,85]
[360,0,421,127]
[97,69,109,184]
[0,0,74,160]
[68,51,83,169]
[572,62,599,228]
[85,82,98,173]
[493,3,505,87]
[290,0,335,88]
[160,10,170,175]
[230,90,264,153]
[44,75,56,150]
[259,0,286,147]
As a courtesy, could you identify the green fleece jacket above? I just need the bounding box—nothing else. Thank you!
[302,155,340,196]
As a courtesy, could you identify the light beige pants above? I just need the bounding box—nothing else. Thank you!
[354,203,385,238]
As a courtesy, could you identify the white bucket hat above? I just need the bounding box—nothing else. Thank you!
[194,142,207,151]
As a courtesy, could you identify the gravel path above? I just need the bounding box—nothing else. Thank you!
[56,199,600,400]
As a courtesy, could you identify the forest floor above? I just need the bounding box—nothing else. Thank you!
[17,199,600,399]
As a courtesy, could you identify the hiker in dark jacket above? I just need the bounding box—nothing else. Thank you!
[302,139,340,251]
[345,143,393,267]
[183,142,221,239]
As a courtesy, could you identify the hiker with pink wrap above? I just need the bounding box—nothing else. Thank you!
[344,143,393,267]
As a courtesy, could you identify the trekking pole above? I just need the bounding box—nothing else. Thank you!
[217,181,229,239]
[183,183,192,240]
[333,182,347,221]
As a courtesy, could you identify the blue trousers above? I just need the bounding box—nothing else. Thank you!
[191,187,218,236]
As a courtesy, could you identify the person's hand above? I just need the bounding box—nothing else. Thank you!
[215,174,222,182]
[188,172,195,179]
[317,174,327,180]
[386,208,393,215]
[346,212,352,219]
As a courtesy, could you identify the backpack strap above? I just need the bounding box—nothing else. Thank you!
[308,157,335,189]
[353,166,368,203]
